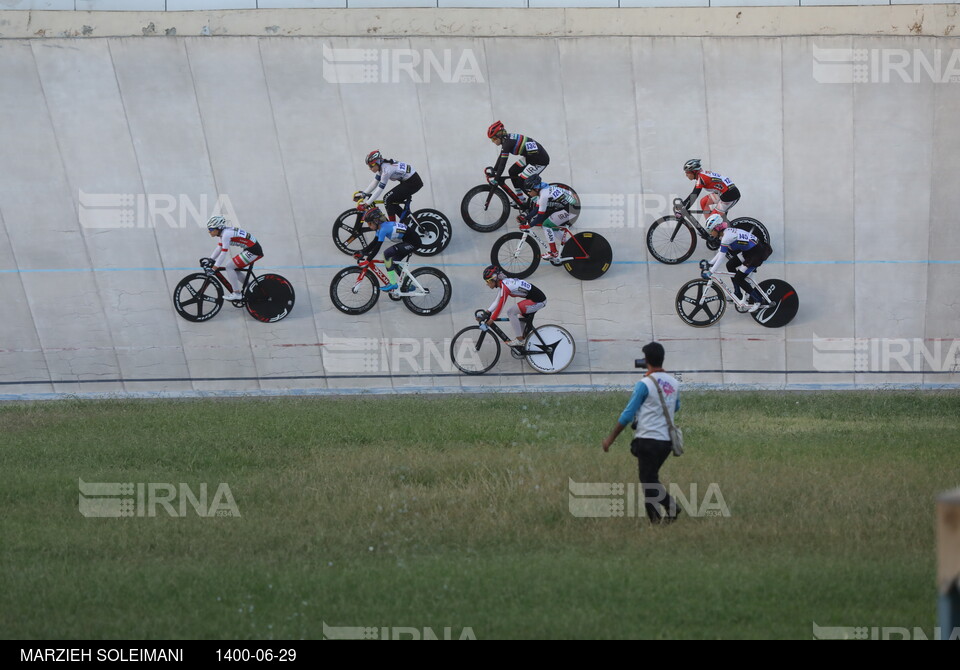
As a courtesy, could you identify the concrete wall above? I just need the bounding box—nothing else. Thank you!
[1,10,958,397]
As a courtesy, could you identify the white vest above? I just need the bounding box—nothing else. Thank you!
[633,372,680,441]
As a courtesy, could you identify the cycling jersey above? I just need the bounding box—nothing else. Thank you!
[360,220,421,260]
[211,227,262,267]
[709,228,759,274]
[493,133,549,176]
[487,277,546,321]
[526,184,578,228]
[364,161,417,205]
[685,169,741,208]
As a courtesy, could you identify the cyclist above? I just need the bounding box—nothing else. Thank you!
[206,215,263,301]
[517,175,578,260]
[479,264,547,348]
[700,214,772,312]
[355,206,421,293]
[679,158,741,225]
[354,150,423,223]
[487,121,550,206]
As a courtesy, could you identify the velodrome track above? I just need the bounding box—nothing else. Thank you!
[1,8,958,398]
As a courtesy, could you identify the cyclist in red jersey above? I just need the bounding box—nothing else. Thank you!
[479,264,547,348]
[680,158,741,224]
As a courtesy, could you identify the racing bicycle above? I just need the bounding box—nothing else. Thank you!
[332,196,452,257]
[329,256,452,316]
[674,260,799,328]
[647,198,770,265]
[490,222,612,280]
[460,167,580,233]
[173,258,295,323]
[449,310,576,375]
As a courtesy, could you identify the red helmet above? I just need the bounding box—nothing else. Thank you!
[487,121,505,139]
[366,150,382,167]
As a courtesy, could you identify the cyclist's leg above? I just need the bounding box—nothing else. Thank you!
[231,250,261,295]
[382,244,405,289]
[726,257,746,300]
[384,173,423,221]
[714,195,739,221]
[542,210,573,258]
[700,193,721,221]
[508,160,528,193]
[514,299,546,341]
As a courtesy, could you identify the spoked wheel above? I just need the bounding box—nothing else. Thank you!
[400,267,452,316]
[450,325,502,375]
[675,278,727,327]
[461,184,511,233]
[245,274,295,323]
[561,231,612,280]
[523,324,576,374]
[647,216,697,265]
[731,217,771,247]
[491,232,540,279]
[751,279,799,328]
[329,267,380,315]
[332,209,375,256]
[411,209,452,257]
[173,273,224,322]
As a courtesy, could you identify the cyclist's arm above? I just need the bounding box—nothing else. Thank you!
[363,171,387,206]
[359,227,390,260]
[683,187,702,210]
[709,229,738,273]
[487,284,510,321]
[526,187,551,227]
[211,229,235,267]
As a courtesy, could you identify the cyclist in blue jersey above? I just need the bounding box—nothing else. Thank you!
[487,121,550,205]
[700,214,772,312]
[355,207,422,292]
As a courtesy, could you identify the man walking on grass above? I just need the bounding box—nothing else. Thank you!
[602,342,682,526]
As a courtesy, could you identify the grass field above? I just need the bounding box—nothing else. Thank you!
[1,391,958,640]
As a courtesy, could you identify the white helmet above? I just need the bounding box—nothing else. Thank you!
[206,216,227,231]
[704,214,726,233]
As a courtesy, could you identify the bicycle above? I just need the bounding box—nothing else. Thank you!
[329,256,452,316]
[449,310,576,375]
[646,198,770,265]
[332,197,452,257]
[674,260,799,328]
[173,258,295,323]
[460,167,580,233]
[489,221,612,281]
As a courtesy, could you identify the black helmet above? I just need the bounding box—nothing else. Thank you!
[482,264,502,281]
[523,175,545,192]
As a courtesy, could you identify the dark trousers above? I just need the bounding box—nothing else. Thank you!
[383,173,423,220]
[630,437,677,523]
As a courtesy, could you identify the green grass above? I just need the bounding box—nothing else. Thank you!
[1,392,958,639]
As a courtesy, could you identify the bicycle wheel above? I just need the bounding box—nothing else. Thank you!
[524,324,576,374]
[400,267,452,316]
[731,217,770,247]
[411,208,452,257]
[751,279,799,328]
[675,278,727,327]
[552,183,581,226]
[332,208,375,256]
[329,267,380,315]
[173,272,224,322]
[450,325,502,375]
[562,231,612,280]
[461,184,511,232]
[647,216,697,265]
[245,274,295,323]
[491,232,540,279]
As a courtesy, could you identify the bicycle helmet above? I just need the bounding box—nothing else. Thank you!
[704,213,726,233]
[487,120,506,139]
[482,264,503,281]
[363,207,386,225]
[683,158,702,173]
[206,215,227,231]
[523,175,545,192]
[366,150,383,168]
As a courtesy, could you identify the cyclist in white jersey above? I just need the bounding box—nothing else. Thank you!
[701,214,772,312]
[518,175,579,260]
[206,215,263,301]
[355,150,424,223]
[479,264,547,347]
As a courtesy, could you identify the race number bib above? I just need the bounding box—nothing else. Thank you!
[524,141,538,152]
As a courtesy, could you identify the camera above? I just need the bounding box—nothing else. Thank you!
[634,358,647,369]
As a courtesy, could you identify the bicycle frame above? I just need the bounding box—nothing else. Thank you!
[485,170,525,209]
[354,258,427,297]
[673,198,713,240]
[478,315,543,356]
[515,226,587,263]
[702,270,774,309]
